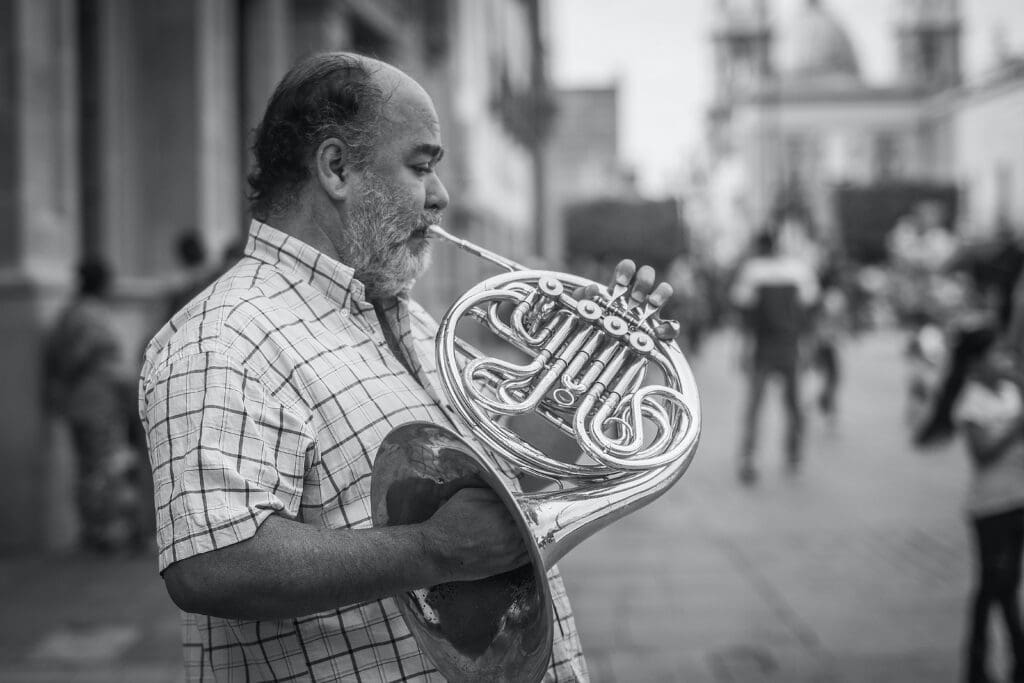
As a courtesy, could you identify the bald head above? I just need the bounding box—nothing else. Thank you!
[247,52,423,220]
[356,57,441,148]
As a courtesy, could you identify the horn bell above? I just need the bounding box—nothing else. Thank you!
[370,422,553,682]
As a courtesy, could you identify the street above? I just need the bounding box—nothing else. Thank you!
[0,327,981,682]
[561,327,973,682]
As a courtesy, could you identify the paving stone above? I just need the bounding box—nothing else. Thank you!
[30,624,139,662]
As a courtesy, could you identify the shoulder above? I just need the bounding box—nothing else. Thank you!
[142,260,304,380]
[782,256,818,281]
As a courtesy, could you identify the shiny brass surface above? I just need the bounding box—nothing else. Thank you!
[370,226,701,682]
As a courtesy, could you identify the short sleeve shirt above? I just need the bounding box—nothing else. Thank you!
[138,221,588,682]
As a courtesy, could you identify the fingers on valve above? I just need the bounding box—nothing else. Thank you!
[629,265,656,304]
[654,319,682,341]
[648,281,673,308]
[571,282,600,300]
[613,260,636,289]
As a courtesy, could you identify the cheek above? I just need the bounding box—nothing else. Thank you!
[394,174,426,207]
[404,183,427,211]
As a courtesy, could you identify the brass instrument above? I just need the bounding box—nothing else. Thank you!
[370,225,701,682]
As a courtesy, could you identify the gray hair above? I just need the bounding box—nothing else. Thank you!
[247,52,388,219]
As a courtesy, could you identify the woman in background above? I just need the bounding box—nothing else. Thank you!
[953,338,1024,683]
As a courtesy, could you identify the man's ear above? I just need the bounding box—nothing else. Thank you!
[315,138,348,200]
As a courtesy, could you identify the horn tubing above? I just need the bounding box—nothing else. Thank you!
[427,224,523,273]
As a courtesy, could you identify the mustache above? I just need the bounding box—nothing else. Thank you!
[421,211,444,228]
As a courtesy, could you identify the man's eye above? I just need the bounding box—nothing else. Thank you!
[412,164,432,175]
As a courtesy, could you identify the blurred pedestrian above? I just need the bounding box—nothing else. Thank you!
[956,225,1024,334]
[665,253,709,357]
[915,266,1004,447]
[44,258,143,553]
[952,338,1024,683]
[811,268,849,426]
[887,201,956,326]
[731,230,820,484]
[165,228,214,319]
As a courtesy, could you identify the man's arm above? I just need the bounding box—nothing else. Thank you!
[162,485,528,620]
[144,350,527,621]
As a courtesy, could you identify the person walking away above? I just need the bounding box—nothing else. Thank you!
[731,230,820,484]
[953,338,1024,683]
[45,259,143,553]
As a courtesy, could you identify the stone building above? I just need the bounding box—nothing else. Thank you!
[0,0,552,552]
[698,0,1024,265]
[543,86,637,266]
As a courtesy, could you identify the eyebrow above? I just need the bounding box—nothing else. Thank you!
[411,143,444,162]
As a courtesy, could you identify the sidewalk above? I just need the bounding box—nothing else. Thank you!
[0,328,979,682]
[560,328,973,682]
[0,553,181,682]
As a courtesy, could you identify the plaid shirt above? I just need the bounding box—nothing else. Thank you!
[139,221,588,682]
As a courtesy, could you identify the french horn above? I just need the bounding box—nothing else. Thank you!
[370,225,701,682]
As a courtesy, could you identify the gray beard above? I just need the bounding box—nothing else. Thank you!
[339,173,434,300]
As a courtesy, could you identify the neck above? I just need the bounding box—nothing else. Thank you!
[262,197,343,263]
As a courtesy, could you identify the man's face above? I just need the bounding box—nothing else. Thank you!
[338,75,448,299]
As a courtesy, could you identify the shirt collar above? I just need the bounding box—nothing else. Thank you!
[245,220,376,313]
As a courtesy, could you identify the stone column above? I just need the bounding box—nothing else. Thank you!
[243,0,292,127]
[197,0,242,253]
[239,0,292,232]
[94,0,142,276]
[0,0,82,552]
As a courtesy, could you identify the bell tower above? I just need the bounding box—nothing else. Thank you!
[711,0,774,104]
[896,0,961,88]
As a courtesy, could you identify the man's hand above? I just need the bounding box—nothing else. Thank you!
[421,485,530,582]
[574,259,679,341]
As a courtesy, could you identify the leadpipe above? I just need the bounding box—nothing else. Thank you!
[426,224,522,273]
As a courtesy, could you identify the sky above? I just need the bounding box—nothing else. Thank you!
[548,0,1024,196]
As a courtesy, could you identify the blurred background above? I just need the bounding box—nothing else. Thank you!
[4,0,1024,681]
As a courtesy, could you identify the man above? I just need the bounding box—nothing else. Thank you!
[139,52,672,681]
[731,229,819,484]
[47,259,143,553]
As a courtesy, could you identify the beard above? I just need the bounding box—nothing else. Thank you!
[339,172,436,300]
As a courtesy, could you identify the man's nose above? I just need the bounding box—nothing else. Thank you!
[427,174,449,212]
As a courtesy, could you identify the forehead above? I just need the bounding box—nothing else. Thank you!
[377,74,442,152]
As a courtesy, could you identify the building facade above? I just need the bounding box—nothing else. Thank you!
[698,0,1024,265]
[0,0,552,552]
[543,86,637,266]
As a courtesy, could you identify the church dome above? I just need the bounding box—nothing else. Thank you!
[778,0,862,86]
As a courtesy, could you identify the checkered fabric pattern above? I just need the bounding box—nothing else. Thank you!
[139,221,588,682]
